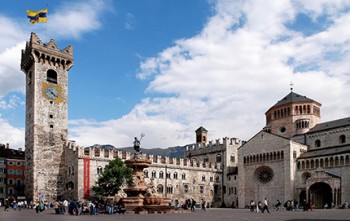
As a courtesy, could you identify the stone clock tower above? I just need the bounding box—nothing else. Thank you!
[21,33,73,202]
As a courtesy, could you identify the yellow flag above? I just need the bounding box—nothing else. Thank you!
[27,9,48,24]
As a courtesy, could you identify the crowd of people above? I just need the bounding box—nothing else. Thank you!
[179,198,209,212]
[1,198,126,215]
[248,198,270,213]
[51,199,126,215]
[3,197,350,214]
[2,200,30,211]
[248,198,350,212]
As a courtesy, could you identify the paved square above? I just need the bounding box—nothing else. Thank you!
[1,208,350,221]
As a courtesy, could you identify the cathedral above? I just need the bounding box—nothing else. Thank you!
[21,33,350,208]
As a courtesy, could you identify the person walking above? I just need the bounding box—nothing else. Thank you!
[4,200,9,211]
[191,198,196,212]
[63,199,69,214]
[275,200,281,211]
[201,199,207,212]
[262,198,270,213]
[249,200,255,213]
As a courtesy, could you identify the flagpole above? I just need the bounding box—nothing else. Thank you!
[46,4,48,43]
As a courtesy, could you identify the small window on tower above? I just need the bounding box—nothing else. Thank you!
[49,114,53,119]
[50,125,54,129]
[47,69,58,84]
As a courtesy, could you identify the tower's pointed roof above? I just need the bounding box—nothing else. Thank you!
[195,126,208,133]
[273,92,316,107]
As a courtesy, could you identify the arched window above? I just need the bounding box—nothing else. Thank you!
[184,184,189,194]
[167,185,173,194]
[216,154,221,163]
[157,184,164,194]
[97,166,103,175]
[151,171,157,178]
[315,140,321,148]
[339,135,346,144]
[159,171,164,179]
[8,179,14,185]
[199,185,204,194]
[204,156,209,163]
[144,170,149,178]
[166,171,171,179]
[47,69,58,84]
[202,175,206,181]
[173,172,178,179]
[8,188,14,194]
[66,181,74,190]
[182,173,186,180]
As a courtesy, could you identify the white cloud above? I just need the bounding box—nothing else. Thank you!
[0,43,25,96]
[69,109,187,148]
[49,0,113,39]
[125,13,135,30]
[0,95,23,109]
[69,0,350,148]
[0,116,24,148]
[2,0,350,149]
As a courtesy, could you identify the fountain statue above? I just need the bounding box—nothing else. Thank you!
[120,134,174,214]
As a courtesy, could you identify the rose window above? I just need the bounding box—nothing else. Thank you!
[255,166,273,184]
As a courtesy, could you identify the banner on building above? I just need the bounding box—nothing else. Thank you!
[83,158,90,199]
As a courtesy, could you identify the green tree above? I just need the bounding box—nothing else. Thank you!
[92,157,132,197]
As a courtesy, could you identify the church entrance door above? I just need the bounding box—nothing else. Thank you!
[309,182,332,208]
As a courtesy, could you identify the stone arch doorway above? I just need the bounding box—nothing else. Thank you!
[299,190,306,205]
[309,182,332,208]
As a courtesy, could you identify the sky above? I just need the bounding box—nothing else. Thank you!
[1,0,350,150]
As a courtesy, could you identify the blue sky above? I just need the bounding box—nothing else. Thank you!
[1,0,350,149]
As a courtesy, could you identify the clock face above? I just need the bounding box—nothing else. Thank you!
[45,85,59,100]
[42,83,62,102]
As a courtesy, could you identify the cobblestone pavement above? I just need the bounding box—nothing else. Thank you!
[1,207,350,221]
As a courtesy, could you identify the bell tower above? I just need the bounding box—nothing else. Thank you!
[21,33,73,202]
[196,126,208,144]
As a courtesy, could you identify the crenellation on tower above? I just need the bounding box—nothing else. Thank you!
[184,137,242,159]
[21,33,73,73]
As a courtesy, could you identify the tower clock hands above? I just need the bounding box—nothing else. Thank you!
[50,90,58,98]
